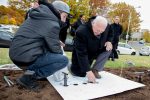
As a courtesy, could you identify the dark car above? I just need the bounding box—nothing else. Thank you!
[0,30,73,51]
[0,31,14,48]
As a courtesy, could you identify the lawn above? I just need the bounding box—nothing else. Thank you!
[0,49,150,68]
[105,55,150,68]
[66,52,150,68]
[145,43,150,46]
[0,48,12,65]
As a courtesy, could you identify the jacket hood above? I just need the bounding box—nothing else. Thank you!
[29,4,59,21]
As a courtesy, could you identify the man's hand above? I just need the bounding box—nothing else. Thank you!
[86,71,96,83]
[105,42,112,51]
[60,41,65,47]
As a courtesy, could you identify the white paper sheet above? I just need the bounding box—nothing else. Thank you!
[0,64,22,70]
[47,71,145,100]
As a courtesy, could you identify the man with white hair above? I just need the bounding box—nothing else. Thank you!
[69,16,113,83]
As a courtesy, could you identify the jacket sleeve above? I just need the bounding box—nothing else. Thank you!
[120,25,123,35]
[44,36,62,54]
[74,31,91,72]
[44,22,62,54]
[106,24,114,43]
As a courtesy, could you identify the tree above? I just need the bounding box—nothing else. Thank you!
[63,0,90,23]
[89,0,110,16]
[0,5,25,25]
[1,15,9,24]
[143,31,150,43]
[63,0,110,23]
[8,0,35,11]
[9,18,17,25]
[108,2,141,40]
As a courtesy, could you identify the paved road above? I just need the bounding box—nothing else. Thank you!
[128,41,144,50]
[128,41,145,56]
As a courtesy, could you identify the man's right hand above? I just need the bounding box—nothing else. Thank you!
[86,71,96,83]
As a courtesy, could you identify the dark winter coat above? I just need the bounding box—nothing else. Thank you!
[59,18,70,43]
[111,23,122,49]
[70,18,84,37]
[9,4,62,66]
[71,18,113,77]
[109,23,122,59]
[73,18,84,30]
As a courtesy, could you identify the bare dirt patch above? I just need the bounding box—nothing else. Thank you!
[0,67,150,100]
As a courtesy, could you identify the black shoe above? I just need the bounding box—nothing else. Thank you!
[36,78,47,81]
[92,69,101,79]
[111,58,115,61]
[16,74,41,92]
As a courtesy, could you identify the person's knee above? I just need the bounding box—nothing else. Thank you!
[108,50,112,54]
[64,56,69,64]
[61,56,69,67]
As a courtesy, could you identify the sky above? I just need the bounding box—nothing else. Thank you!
[0,0,149,30]
[111,0,150,30]
[0,0,7,6]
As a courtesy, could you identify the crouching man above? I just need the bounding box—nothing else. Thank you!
[69,16,113,83]
[9,1,70,91]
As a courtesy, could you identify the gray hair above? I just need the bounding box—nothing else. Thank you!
[92,16,108,27]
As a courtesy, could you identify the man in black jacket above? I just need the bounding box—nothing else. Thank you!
[73,14,85,30]
[70,16,113,83]
[70,14,85,36]
[9,1,70,91]
[109,16,122,61]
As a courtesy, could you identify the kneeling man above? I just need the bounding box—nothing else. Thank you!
[70,16,113,83]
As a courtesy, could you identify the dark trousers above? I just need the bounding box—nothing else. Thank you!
[109,42,119,60]
[92,51,111,71]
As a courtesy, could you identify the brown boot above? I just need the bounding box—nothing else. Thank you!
[92,69,101,79]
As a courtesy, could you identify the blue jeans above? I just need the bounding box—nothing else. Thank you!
[27,52,69,78]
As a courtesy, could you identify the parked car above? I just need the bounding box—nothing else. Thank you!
[139,46,150,56]
[0,31,14,48]
[139,40,145,44]
[117,42,136,55]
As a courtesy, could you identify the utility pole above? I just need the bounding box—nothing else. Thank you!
[126,10,131,44]
[126,6,141,44]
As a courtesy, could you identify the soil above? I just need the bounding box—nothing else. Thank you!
[0,67,150,100]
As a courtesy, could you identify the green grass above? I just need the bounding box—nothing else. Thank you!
[105,55,150,68]
[145,43,150,46]
[65,52,150,68]
[0,49,150,68]
[0,48,12,65]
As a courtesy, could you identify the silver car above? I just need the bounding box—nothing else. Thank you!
[139,46,150,56]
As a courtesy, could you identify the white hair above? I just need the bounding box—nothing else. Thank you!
[92,16,108,27]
